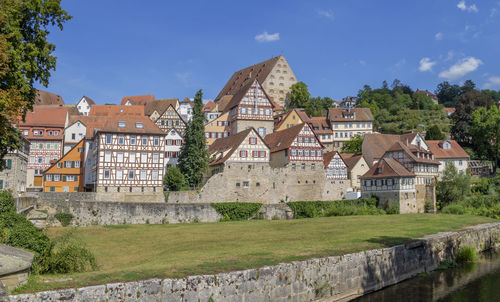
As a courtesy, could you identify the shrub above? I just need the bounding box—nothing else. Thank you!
[455,246,477,263]
[164,166,185,191]
[211,203,262,221]
[386,203,400,215]
[442,204,466,215]
[288,198,382,218]
[54,212,73,227]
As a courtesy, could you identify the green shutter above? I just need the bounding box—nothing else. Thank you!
[0,180,3,190]
[74,187,79,192]
[74,175,78,181]
[63,176,67,182]
[71,161,75,168]
[50,186,55,192]
[6,159,12,169]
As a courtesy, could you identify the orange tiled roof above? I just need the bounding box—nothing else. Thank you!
[120,94,155,106]
[361,158,415,179]
[327,108,373,122]
[20,105,68,128]
[426,140,469,159]
[34,89,64,105]
[89,105,145,116]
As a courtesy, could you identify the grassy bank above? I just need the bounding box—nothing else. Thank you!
[16,214,495,294]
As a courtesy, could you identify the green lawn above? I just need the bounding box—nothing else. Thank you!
[18,214,496,293]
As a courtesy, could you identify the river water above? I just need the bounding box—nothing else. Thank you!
[354,249,500,302]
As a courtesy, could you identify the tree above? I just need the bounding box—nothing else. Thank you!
[482,89,500,101]
[305,96,332,117]
[0,0,71,170]
[435,81,461,107]
[163,166,185,191]
[412,91,437,110]
[470,106,500,172]
[177,90,209,189]
[436,163,471,209]
[461,80,476,94]
[451,90,494,147]
[425,125,445,140]
[341,135,363,154]
[288,82,310,109]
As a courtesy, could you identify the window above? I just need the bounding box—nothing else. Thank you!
[45,174,53,181]
[116,169,123,180]
[105,151,111,162]
[78,147,84,152]
[152,170,159,180]
[130,136,136,145]
[311,163,315,171]
[459,160,463,166]
[291,149,297,156]
[140,170,147,180]
[71,133,76,140]
[240,107,247,115]
[249,137,257,145]
[142,137,148,145]
[240,150,247,158]
[291,163,296,171]
[106,135,112,144]
[258,127,266,137]
[50,186,55,192]
[136,122,144,129]
[141,153,147,163]
[75,161,81,168]
[129,153,135,162]
[243,181,249,188]
[118,121,126,128]
[154,137,159,146]
[54,174,60,181]
[37,157,43,164]
[128,170,134,180]
[301,163,306,170]
[117,152,124,163]
[153,153,159,163]
[104,169,110,179]
[265,109,271,115]
[23,130,28,136]
[118,136,124,145]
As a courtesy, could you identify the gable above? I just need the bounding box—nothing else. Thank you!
[411,133,429,151]
[166,128,182,139]
[290,124,322,148]
[227,129,269,162]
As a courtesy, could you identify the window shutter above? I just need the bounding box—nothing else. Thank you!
[239,150,242,157]
[248,137,251,144]
[6,159,12,169]
[71,161,75,168]
[75,176,78,181]
[63,176,67,182]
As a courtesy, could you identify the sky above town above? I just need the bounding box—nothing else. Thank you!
[37,0,500,104]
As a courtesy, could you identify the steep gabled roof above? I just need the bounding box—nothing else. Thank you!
[78,96,95,106]
[145,99,179,116]
[221,79,274,114]
[361,158,415,179]
[34,89,64,105]
[208,128,266,165]
[385,141,440,165]
[426,140,470,159]
[180,97,194,107]
[264,123,323,152]
[21,105,68,128]
[327,108,374,122]
[215,55,281,103]
[323,151,344,167]
[94,114,165,136]
[203,101,216,112]
[340,153,364,171]
[89,105,144,116]
[274,109,310,130]
[120,94,155,106]
[362,132,427,166]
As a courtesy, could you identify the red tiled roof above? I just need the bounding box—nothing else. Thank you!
[361,158,415,179]
[309,116,331,134]
[264,123,305,153]
[203,101,216,112]
[362,132,423,166]
[20,105,68,128]
[208,128,267,165]
[386,141,440,165]
[89,105,145,116]
[340,153,363,171]
[444,107,456,113]
[120,94,155,106]
[426,140,469,159]
[327,108,373,122]
[91,114,164,137]
[34,90,64,105]
[145,99,179,116]
[214,55,281,103]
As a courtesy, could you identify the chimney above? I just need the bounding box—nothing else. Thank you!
[406,138,409,146]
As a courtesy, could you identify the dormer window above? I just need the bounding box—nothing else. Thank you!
[377,168,382,174]
[443,141,451,150]
[136,122,144,129]
[118,121,126,128]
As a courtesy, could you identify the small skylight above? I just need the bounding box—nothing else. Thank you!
[118,121,126,128]
[136,122,144,129]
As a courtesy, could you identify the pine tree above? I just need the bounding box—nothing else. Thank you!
[177,90,209,189]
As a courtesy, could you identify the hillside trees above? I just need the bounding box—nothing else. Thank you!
[470,106,500,171]
[425,125,445,140]
[178,90,209,189]
[0,0,71,170]
[341,135,363,154]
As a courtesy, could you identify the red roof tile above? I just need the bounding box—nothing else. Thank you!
[327,108,373,122]
[361,158,415,179]
[120,94,155,106]
[20,105,68,128]
[34,90,64,105]
[426,140,469,159]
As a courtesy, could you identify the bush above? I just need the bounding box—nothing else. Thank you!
[442,204,466,215]
[288,198,382,218]
[164,166,185,191]
[455,246,477,263]
[386,203,400,214]
[48,241,97,273]
[211,203,262,221]
[54,212,73,227]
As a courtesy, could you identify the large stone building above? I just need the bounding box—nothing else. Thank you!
[214,55,297,108]
[85,111,166,193]
[224,79,275,137]
[33,89,64,105]
[19,105,69,189]
[43,139,85,192]
[328,108,374,151]
[0,137,29,196]
[426,140,469,176]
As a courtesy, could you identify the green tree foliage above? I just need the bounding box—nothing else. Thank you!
[481,89,500,101]
[210,202,262,221]
[305,96,332,117]
[412,91,439,110]
[288,81,310,109]
[435,81,462,107]
[178,90,209,189]
[470,106,500,171]
[341,134,363,154]
[436,163,471,209]
[451,90,494,147]
[164,166,185,191]
[0,0,71,170]
[425,125,445,140]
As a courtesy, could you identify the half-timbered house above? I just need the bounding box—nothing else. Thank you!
[146,99,179,122]
[264,123,324,171]
[43,139,85,192]
[323,151,348,180]
[86,114,166,193]
[19,105,69,189]
[164,128,183,169]
[224,79,275,137]
[63,117,87,154]
[153,104,187,135]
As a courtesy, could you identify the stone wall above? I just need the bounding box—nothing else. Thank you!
[32,191,165,203]
[34,200,294,226]
[8,223,500,301]
[0,244,33,291]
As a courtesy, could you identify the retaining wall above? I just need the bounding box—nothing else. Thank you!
[8,223,500,301]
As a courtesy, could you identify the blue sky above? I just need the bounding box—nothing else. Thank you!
[38,0,500,104]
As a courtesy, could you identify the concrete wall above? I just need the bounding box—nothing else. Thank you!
[8,223,500,301]
[34,200,294,226]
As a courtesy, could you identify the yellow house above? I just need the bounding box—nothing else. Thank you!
[204,112,230,146]
[43,139,85,192]
[274,109,310,132]
[340,153,369,192]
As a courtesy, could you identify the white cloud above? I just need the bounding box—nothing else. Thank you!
[255,31,280,43]
[483,76,500,89]
[435,32,443,40]
[418,57,436,72]
[457,1,478,12]
[317,9,334,19]
[439,57,483,80]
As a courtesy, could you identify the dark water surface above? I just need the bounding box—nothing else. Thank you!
[354,249,500,302]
